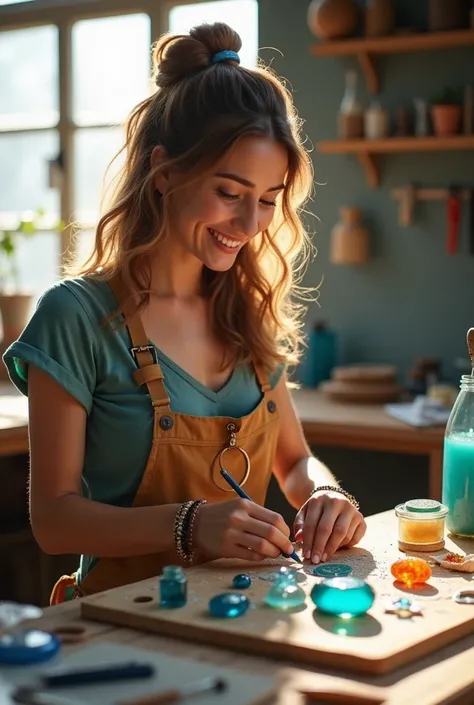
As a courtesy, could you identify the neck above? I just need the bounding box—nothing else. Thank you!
[147,241,204,300]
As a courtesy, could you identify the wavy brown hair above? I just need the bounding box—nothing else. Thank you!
[70,22,315,374]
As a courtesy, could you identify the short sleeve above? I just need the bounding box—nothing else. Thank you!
[2,283,97,413]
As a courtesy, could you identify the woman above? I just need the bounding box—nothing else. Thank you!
[3,22,366,603]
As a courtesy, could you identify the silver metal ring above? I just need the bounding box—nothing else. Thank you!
[453,589,474,605]
[213,445,251,491]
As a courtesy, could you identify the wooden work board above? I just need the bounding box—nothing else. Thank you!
[81,512,474,678]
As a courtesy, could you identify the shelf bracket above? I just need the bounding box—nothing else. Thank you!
[357,152,380,188]
[357,52,378,94]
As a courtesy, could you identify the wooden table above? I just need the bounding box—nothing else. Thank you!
[0,384,446,497]
[7,510,474,705]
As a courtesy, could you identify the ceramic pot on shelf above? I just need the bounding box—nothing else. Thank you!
[431,105,462,136]
[364,0,395,37]
[0,292,33,379]
[428,0,470,32]
[307,0,360,40]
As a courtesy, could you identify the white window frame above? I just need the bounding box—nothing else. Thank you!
[0,0,228,267]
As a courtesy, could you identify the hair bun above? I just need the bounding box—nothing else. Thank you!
[153,22,242,89]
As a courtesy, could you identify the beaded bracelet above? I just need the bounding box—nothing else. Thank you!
[173,499,207,563]
[310,485,360,511]
[182,499,207,562]
[173,500,194,560]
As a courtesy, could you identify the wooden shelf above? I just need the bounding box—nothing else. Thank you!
[317,135,474,187]
[310,29,474,93]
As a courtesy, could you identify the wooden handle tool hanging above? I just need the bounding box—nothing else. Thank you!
[446,187,461,255]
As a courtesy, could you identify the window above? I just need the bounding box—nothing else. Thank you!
[169,0,258,67]
[0,0,258,298]
[71,13,151,262]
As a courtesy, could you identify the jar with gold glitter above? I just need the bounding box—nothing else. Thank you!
[394,498,448,552]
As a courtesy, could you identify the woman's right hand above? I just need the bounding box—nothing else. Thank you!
[193,499,294,561]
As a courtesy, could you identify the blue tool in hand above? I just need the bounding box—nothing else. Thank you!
[220,468,302,564]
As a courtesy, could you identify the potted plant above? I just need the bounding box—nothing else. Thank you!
[0,209,64,371]
[430,87,463,137]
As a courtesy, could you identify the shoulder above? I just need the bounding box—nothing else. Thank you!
[269,362,286,390]
[36,275,115,325]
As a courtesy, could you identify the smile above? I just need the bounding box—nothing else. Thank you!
[208,228,243,249]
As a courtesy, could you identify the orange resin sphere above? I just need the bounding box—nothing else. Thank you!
[390,557,432,585]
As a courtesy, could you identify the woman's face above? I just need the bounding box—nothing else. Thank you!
[158,135,288,272]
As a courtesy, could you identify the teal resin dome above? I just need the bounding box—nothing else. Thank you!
[311,577,375,617]
[264,567,306,610]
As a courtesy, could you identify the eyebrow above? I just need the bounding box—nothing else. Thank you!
[214,172,285,192]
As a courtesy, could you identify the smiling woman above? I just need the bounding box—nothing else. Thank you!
[3,21,366,604]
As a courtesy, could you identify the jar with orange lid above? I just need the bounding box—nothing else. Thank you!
[394,498,448,552]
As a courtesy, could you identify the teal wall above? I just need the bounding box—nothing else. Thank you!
[259,0,474,386]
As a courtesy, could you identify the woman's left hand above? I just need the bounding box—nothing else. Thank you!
[293,490,366,564]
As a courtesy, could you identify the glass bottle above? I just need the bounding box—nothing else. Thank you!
[442,375,474,537]
[159,566,187,608]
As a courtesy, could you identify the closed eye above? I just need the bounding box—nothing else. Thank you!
[217,189,276,208]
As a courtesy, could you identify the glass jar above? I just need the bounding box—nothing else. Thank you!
[395,499,448,552]
[442,375,474,537]
[159,565,187,608]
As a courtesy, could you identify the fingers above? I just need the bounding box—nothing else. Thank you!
[308,503,341,563]
[229,502,294,557]
[301,501,323,561]
[320,506,355,560]
[231,545,267,562]
[248,501,291,538]
[344,516,367,549]
[293,507,306,544]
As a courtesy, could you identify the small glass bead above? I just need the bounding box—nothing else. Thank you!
[390,557,432,585]
[159,566,187,609]
[209,593,250,618]
[264,567,306,610]
[232,573,252,589]
[311,577,375,617]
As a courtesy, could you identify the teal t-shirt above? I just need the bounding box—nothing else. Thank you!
[2,275,283,581]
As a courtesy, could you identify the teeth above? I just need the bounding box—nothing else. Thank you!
[209,228,240,249]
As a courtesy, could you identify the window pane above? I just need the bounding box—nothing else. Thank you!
[15,232,60,296]
[0,0,36,5]
[169,0,258,67]
[72,14,151,126]
[0,131,60,216]
[0,25,58,130]
[74,229,95,269]
[74,127,126,226]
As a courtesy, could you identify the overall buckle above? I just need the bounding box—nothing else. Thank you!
[130,344,158,364]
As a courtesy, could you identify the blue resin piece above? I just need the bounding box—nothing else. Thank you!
[0,630,61,665]
[312,563,352,578]
[264,567,306,610]
[232,573,252,589]
[311,577,375,617]
[209,593,250,618]
[159,565,187,609]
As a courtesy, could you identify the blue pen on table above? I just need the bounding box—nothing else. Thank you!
[41,661,155,687]
[220,468,302,564]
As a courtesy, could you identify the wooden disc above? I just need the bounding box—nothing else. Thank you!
[398,539,445,553]
[320,379,401,403]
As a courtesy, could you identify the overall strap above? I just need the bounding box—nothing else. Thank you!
[253,359,272,394]
[109,274,171,412]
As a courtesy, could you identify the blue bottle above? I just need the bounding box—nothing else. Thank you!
[298,322,337,387]
[442,374,474,537]
[159,566,187,608]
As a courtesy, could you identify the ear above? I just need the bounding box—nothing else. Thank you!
[150,145,169,195]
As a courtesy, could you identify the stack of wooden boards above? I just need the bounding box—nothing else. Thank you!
[320,364,401,403]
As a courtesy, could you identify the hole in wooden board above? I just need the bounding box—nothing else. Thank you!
[134,595,154,603]
[52,625,88,643]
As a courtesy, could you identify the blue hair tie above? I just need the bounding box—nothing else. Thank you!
[211,50,240,65]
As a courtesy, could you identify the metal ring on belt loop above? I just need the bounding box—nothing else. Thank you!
[216,445,251,491]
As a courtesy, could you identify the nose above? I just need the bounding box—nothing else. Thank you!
[233,200,260,239]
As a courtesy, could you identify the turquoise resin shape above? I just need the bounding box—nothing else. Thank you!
[209,593,250,618]
[311,577,375,617]
[264,567,306,610]
[232,573,252,589]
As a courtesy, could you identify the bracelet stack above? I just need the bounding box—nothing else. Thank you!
[173,499,207,563]
[310,485,360,511]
